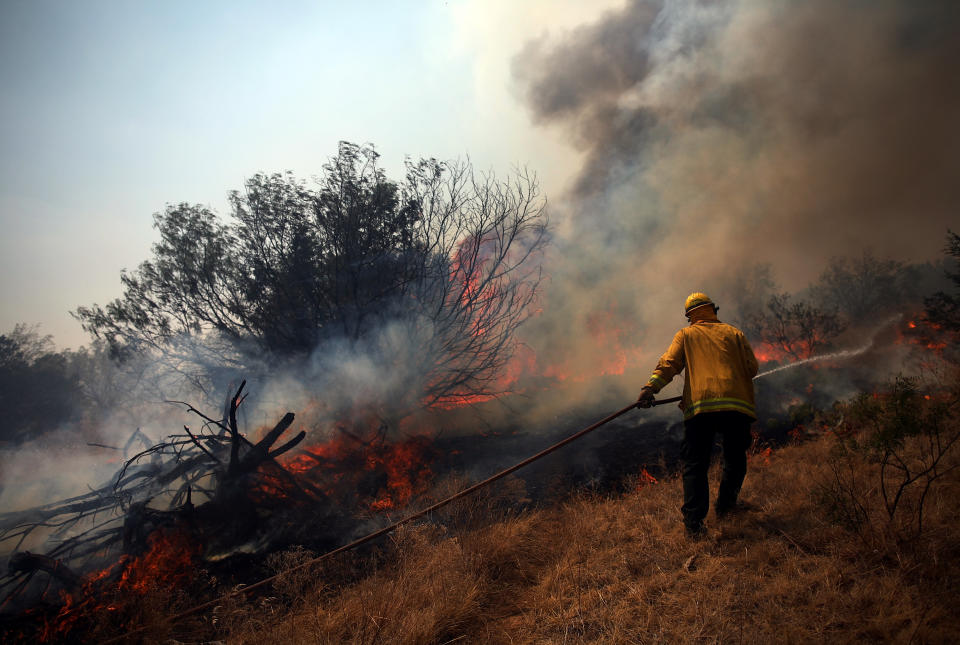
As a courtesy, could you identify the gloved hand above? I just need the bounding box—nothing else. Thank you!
[637,386,656,408]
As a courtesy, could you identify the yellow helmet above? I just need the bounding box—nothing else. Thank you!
[684,292,716,316]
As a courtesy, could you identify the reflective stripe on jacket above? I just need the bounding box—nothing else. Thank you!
[646,311,759,420]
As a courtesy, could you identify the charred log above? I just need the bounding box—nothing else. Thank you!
[7,553,81,590]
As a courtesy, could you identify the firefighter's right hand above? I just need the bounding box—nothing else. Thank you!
[637,387,656,408]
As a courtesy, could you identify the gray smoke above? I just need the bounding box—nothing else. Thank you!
[508,0,960,406]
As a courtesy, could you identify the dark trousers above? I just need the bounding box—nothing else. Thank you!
[681,411,753,529]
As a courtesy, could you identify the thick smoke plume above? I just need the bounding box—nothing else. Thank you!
[510,0,960,403]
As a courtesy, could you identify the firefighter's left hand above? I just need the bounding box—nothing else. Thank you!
[637,387,656,408]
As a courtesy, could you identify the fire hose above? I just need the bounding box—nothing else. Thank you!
[102,395,681,643]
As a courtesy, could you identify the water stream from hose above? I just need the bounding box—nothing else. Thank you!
[753,314,902,380]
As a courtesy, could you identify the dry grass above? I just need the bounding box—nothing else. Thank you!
[51,387,949,644]
[199,414,960,645]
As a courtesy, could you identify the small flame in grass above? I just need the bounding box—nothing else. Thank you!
[747,446,773,466]
[634,466,658,493]
[42,528,199,642]
[897,317,949,353]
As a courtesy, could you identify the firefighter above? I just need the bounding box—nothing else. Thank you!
[637,292,759,538]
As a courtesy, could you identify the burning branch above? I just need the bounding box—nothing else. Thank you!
[0,382,314,613]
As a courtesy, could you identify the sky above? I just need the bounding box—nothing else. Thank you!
[0,0,616,348]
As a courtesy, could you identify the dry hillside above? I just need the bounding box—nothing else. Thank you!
[62,376,958,644]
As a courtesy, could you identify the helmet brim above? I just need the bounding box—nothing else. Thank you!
[684,302,717,317]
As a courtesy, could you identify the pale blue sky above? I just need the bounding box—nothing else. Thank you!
[0,0,599,347]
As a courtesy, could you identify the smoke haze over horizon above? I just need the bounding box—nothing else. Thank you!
[507,0,959,395]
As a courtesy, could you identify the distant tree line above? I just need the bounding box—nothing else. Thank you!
[730,234,959,360]
[0,325,76,443]
[0,326,131,444]
[924,230,960,332]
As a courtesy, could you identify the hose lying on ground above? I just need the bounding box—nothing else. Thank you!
[103,395,681,643]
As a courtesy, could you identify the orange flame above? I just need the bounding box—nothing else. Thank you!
[896,317,949,354]
[635,466,658,491]
[116,529,199,595]
[281,433,436,511]
[42,528,199,641]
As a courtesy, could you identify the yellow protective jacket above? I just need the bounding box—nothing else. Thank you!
[645,310,759,420]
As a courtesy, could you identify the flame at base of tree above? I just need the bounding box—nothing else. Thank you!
[281,432,437,512]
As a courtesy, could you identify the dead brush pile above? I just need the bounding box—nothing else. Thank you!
[92,377,960,643]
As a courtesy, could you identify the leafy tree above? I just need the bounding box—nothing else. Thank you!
[745,293,846,361]
[819,376,960,538]
[810,250,909,323]
[75,142,548,406]
[0,325,81,443]
[924,230,960,332]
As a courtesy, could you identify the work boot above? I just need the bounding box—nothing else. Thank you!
[715,499,756,519]
[685,522,707,540]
